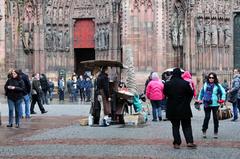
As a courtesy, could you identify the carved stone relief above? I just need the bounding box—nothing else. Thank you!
[132,0,153,12]
[95,25,109,51]
[195,0,232,48]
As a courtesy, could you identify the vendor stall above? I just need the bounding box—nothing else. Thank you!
[80,60,132,125]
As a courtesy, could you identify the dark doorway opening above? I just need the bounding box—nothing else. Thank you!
[74,48,95,75]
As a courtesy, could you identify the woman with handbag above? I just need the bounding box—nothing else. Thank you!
[197,72,226,139]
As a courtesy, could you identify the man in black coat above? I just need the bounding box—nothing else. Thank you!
[163,68,196,149]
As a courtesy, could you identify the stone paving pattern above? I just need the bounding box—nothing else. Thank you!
[0,100,239,159]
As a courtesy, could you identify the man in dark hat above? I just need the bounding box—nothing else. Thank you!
[163,68,196,149]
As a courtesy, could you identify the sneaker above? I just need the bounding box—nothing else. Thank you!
[213,133,218,139]
[31,111,37,114]
[187,143,197,149]
[202,131,207,139]
[15,124,20,128]
[6,124,13,127]
[173,144,180,149]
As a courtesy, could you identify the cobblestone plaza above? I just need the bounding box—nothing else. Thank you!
[0,101,239,159]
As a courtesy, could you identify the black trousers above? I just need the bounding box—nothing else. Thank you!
[31,94,45,113]
[170,118,194,145]
[202,106,219,133]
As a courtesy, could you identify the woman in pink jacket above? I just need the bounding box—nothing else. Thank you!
[146,72,165,121]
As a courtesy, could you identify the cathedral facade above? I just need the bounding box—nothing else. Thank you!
[0,0,240,86]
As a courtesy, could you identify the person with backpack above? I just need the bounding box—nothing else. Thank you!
[40,74,49,105]
[197,72,226,139]
[228,69,240,121]
[163,68,196,149]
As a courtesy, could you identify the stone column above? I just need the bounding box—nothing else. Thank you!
[0,0,5,77]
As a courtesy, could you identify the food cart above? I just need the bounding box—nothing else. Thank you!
[80,60,134,124]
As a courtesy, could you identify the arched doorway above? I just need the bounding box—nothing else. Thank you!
[74,19,95,75]
[234,14,240,68]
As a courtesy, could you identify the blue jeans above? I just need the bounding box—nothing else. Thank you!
[20,94,30,118]
[150,100,162,120]
[232,101,240,120]
[7,98,22,125]
[59,89,64,101]
[49,90,53,101]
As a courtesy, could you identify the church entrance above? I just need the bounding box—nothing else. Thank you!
[74,48,95,75]
[74,19,95,75]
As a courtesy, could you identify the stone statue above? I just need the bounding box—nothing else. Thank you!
[204,19,211,46]
[59,7,63,21]
[211,19,218,46]
[94,30,99,49]
[218,20,225,47]
[64,29,70,51]
[171,13,178,48]
[58,30,63,50]
[64,8,69,19]
[45,26,52,50]
[47,0,53,6]
[196,18,204,46]
[100,28,105,50]
[171,1,184,48]
[52,29,58,51]
[53,0,58,6]
[25,1,34,23]
[53,8,57,22]
[22,1,34,52]
[178,19,184,47]
[224,21,232,47]
[45,5,52,23]
[104,28,109,49]
[66,0,71,7]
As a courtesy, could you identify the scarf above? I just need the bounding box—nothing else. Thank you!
[203,83,214,107]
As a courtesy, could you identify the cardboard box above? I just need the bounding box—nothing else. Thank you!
[124,114,145,125]
[79,118,88,126]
